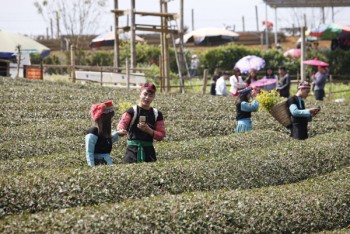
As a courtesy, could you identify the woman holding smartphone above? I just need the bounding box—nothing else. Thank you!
[117,83,166,163]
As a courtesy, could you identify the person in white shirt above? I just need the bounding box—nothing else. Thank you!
[229,67,245,96]
[215,71,230,96]
[190,54,200,77]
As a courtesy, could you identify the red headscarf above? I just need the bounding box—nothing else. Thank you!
[90,100,114,121]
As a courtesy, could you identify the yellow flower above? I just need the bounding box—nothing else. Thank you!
[256,90,283,112]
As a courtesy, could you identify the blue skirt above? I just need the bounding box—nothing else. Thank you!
[235,118,253,133]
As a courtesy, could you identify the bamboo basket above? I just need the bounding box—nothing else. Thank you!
[269,100,292,128]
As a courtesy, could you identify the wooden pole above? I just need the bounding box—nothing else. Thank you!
[100,67,103,86]
[191,8,194,31]
[255,5,259,31]
[328,74,333,100]
[202,69,208,95]
[164,1,170,92]
[265,2,269,50]
[40,59,44,80]
[70,44,76,83]
[114,0,120,72]
[130,0,136,69]
[242,16,245,32]
[56,11,60,39]
[126,58,130,90]
[179,0,185,94]
[159,54,164,93]
[16,45,21,78]
[300,27,306,81]
[159,0,165,93]
[274,7,278,46]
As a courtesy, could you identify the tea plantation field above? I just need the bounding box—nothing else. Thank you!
[0,77,349,233]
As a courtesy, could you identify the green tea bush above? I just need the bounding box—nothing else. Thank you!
[0,77,349,232]
[0,131,348,217]
[1,167,349,233]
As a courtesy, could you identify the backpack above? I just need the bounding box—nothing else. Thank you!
[128,105,158,131]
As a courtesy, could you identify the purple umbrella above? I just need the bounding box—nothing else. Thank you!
[235,55,265,74]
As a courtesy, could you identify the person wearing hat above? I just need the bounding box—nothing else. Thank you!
[85,100,127,167]
[229,67,245,96]
[117,83,166,163]
[287,81,321,140]
[215,71,230,96]
[235,87,259,133]
[312,65,328,101]
[190,54,200,77]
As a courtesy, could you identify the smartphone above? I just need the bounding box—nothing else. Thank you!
[139,116,146,123]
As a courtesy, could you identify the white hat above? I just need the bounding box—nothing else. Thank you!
[192,54,197,58]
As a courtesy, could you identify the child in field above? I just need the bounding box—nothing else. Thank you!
[235,87,259,133]
[117,83,166,163]
[85,100,126,166]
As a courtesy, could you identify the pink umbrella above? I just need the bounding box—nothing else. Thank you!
[283,48,301,58]
[250,78,277,87]
[303,58,329,66]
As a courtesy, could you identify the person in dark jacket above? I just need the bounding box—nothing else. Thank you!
[210,73,220,95]
[287,81,321,140]
[277,66,291,98]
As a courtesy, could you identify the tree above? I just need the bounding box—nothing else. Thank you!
[34,0,108,43]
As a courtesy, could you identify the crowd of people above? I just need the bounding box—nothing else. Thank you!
[211,65,325,138]
[85,65,326,166]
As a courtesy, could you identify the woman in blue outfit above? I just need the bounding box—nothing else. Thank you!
[85,100,126,167]
[235,87,259,133]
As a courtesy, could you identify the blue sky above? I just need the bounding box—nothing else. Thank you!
[1,0,349,36]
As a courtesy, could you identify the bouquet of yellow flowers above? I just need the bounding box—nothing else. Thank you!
[256,90,283,112]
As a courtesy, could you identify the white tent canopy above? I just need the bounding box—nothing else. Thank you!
[177,27,239,45]
[0,30,50,59]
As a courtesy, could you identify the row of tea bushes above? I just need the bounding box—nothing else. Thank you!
[1,131,349,217]
[0,130,292,173]
[0,136,83,160]
[2,78,349,143]
[1,166,349,233]
[0,119,87,142]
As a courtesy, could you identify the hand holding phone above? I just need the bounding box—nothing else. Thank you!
[139,116,146,123]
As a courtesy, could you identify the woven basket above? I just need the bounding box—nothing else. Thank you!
[269,100,292,128]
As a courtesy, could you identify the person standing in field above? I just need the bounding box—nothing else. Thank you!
[235,87,259,133]
[262,67,278,91]
[117,83,166,163]
[312,65,328,101]
[276,66,291,98]
[229,67,245,96]
[85,100,127,167]
[215,71,230,96]
[244,68,259,87]
[287,81,321,140]
[190,54,200,77]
